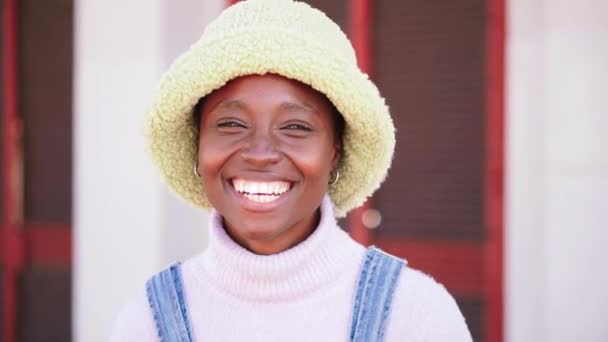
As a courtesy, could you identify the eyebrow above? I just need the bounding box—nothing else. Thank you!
[278,101,318,114]
[212,99,248,112]
[211,99,318,115]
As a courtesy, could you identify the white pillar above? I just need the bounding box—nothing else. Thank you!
[505,0,546,340]
[507,0,608,341]
[542,1,608,341]
[73,1,223,341]
[158,0,224,264]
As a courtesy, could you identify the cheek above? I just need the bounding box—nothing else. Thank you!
[197,137,229,188]
[290,141,335,182]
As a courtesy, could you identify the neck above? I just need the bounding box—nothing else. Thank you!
[221,208,322,256]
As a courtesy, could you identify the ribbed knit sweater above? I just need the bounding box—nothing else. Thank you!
[110,196,472,341]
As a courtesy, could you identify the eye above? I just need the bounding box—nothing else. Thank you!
[281,122,313,131]
[216,119,247,129]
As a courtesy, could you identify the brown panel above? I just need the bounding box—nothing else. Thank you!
[372,0,486,240]
[456,296,484,342]
[377,238,483,297]
[19,0,73,224]
[19,267,71,342]
[301,0,348,34]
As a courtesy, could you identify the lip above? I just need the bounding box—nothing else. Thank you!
[226,177,295,213]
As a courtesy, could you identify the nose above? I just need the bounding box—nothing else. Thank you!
[239,131,281,167]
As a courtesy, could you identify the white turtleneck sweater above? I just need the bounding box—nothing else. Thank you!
[110,197,472,341]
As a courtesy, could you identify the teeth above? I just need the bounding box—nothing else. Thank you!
[252,182,261,194]
[243,193,280,203]
[232,179,291,196]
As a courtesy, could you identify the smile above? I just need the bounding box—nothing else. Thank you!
[231,178,293,203]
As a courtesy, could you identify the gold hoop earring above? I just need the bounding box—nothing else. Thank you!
[329,169,340,185]
[194,163,201,178]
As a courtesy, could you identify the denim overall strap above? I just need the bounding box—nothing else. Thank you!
[349,247,406,342]
[146,263,194,342]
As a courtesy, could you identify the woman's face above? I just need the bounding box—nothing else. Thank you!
[197,74,341,255]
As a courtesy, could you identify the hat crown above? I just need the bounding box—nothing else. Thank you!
[202,0,357,65]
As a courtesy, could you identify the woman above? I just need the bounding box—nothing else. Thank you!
[112,0,472,341]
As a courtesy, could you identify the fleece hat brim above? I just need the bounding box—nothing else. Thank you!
[145,0,395,217]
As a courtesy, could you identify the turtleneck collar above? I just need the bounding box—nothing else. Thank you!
[195,195,363,302]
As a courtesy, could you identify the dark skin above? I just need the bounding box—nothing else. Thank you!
[197,74,342,255]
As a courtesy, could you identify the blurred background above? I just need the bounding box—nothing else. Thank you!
[0,0,606,341]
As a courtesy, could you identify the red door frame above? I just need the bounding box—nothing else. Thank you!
[485,0,505,340]
[1,1,73,341]
[348,1,505,340]
[2,1,24,342]
[349,0,505,340]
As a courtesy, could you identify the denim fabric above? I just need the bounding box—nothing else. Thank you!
[145,247,403,342]
[349,247,406,342]
[146,263,194,342]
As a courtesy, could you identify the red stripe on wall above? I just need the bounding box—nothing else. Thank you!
[350,0,372,73]
[376,238,484,296]
[485,0,506,340]
[24,224,72,266]
[348,0,373,247]
[0,226,72,267]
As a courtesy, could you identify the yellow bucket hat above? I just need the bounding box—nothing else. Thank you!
[145,0,395,217]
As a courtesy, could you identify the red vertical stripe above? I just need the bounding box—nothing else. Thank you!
[2,0,19,226]
[350,0,372,74]
[348,0,373,246]
[485,0,505,340]
[2,0,24,341]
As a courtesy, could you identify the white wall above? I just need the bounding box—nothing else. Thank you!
[73,1,223,341]
[507,0,608,341]
[158,0,224,264]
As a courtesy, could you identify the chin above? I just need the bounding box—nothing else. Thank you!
[228,214,286,241]
[240,226,280,242]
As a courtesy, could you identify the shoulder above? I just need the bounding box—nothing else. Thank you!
[109,288,159,342]
[385,264,472,341]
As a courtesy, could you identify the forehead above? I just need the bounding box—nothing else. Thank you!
[202,74,334,113]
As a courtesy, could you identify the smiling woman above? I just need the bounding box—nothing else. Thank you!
[197,75,342,255]
[110,1,471,341]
